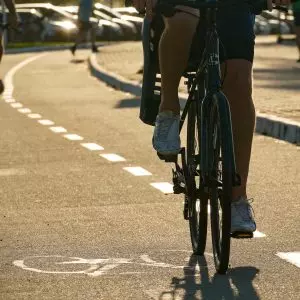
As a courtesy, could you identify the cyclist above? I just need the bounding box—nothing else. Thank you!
[292,0,300,61]
[0,0,19,94]
[133,0,290,235]
[70,0,98,55]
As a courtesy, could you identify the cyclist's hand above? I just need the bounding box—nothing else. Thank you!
[267,0,291,11]
[133,0,157,20]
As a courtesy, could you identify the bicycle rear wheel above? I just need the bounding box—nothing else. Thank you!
[187,97,208,256]
[208,92,235,274]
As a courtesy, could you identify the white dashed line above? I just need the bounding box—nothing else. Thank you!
[81,143,104,151]
[150,182,174,194]
[123,167,152,176]
[5,98,15,103]
[276,252,300,268]
[64,134,84,141]
[11,102,23,108]
[28,113,42,119]
[38,120,55,126]
[18,108,32,114]
[100,154,126,162]
[49,126,67,133]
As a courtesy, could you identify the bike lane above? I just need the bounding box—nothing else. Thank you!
[0,50,299,299]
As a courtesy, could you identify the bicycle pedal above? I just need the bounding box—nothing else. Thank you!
[231,231,254,239]
[157,152,178,162]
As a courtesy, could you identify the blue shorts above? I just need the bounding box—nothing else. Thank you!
[190,10,256,64]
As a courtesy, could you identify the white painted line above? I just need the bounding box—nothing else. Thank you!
[81,143,104,151]
[253,231,266,238]
[49,126,67,133]
[3,54,47,99]
[5,98,15,103]
[18,108,31,114]
[28,113,42,119]
[64,134,84,141]
[10,102,23,108]
[277,252,300,268]
[100,154,126,162]
[38,120,55,126]
[150,182,174,194]
[123,167,152,176]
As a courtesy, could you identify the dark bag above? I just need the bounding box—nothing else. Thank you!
[139,16,164,126]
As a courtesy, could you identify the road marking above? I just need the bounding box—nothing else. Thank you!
[38,120,55,126]
[28,113,42,119]
[81,143,104,151]
[0,168,26,176]
[100,154,126,162]
[3,54,47,98]
[277,252,300,268]
[11,102,23,108]
[253,231,266,238]
[150,182,173,194]
[64,134,84,141]
[18,108,32,114]
[5,98,15,103]
[49,126,67,133]
[123,167,152,176]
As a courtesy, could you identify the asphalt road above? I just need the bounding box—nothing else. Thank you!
[0,49,299,300]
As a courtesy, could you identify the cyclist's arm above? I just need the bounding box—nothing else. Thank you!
[3,0,19,29]
[3,0,17,15]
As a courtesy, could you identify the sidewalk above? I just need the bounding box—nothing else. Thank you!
[90,36,300,144]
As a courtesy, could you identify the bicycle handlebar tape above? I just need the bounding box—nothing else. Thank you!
[140,15,165,126]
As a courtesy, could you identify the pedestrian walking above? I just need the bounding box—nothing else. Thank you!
[0,0,19,94]
[70,0,98,55]
[292,0,300,62]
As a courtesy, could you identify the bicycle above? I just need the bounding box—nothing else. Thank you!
[129,0,287,274]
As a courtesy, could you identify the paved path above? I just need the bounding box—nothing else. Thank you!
[96,36,300,122]
[0,49,299,299]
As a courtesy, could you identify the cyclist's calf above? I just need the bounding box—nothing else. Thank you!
[221,59,255,200]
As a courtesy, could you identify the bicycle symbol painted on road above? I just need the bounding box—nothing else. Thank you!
[13,251,213,277]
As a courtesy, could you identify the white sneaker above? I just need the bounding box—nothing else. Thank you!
[152,111,181,155]
[231,196,256,235]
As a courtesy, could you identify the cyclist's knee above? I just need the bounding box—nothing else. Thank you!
[222,59,253,99]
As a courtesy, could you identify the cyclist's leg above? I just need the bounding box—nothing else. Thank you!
[0,33,4,94]
[217,11,256,201]
[221,60,255,201]
[293,11,300,61]
[159,7,199,115]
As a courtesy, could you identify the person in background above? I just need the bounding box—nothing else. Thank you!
[292,0,300,62]
[70,0,98,55]
[0,0,19,94]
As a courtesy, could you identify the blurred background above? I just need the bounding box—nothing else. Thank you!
[0,1,297,46]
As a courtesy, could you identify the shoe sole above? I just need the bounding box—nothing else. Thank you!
[231,231,254,239]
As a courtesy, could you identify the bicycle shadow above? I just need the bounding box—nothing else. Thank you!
[159,255,260,300]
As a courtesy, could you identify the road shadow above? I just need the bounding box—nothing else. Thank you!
[70,58,86,64]
[253,66,300,91]
[159,255,260,300]
[115,97,140,109]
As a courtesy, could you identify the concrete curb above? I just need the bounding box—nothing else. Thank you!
[88,53,300,145]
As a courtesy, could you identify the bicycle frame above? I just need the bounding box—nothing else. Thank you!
[178,2,224,188]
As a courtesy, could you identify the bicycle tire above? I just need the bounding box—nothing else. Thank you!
[207,92,235,274]
[187,89,208,256]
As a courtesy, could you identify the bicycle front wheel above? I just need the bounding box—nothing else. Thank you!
[208,92,235,274]
[187,99,208,256]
